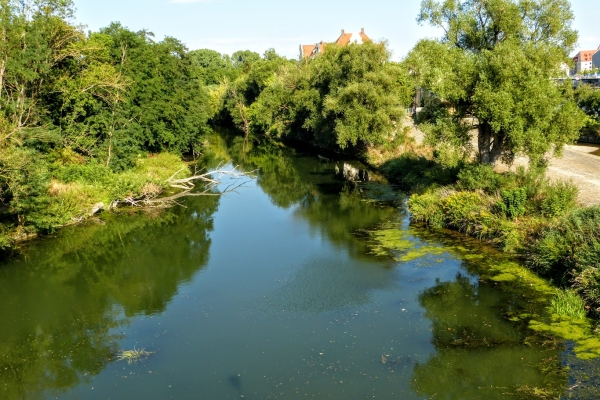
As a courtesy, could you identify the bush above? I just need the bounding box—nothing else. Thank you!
[408,191,445,228]
[496,187,527,218]
[540,181,578,218]
[0,223,12,249]
[54,161,113,185]
[513,165,547,200]
[457,163,504,193]
[381,153,458,192]
[442,191,486,232]
[527,206,600,288]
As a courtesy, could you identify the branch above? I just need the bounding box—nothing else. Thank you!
[108,165,257,210]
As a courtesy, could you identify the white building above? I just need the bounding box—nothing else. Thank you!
[573,48,599,73]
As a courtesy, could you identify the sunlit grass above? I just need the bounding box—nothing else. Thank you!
[551,289,586,320]
[116,348,154,364]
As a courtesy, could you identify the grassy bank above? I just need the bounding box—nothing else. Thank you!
[367,141,600,319]
[0,152,190,251]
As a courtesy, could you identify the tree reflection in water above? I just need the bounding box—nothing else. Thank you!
[412,275,567,399]
[0,195,218,399]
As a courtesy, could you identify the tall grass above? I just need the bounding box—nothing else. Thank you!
[550,289,587,320]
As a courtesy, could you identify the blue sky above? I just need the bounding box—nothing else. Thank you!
[74,0,600,60]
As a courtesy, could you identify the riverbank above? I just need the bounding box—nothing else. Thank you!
[0,153,191,252]
[361,118,600,321]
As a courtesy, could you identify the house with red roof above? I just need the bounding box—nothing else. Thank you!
[299,28,371,60]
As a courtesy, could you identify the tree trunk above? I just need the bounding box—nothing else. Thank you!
[478,120,504,165]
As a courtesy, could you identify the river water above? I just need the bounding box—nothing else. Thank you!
[0,133,593,399]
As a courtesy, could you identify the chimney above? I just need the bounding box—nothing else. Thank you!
[361,28,365,34]
[341,29,345,36]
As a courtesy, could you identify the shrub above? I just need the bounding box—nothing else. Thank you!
[0,223,12,249]
[527,206,600,286]
[408,191,445,228]
[457,163,504,193]
[54,161,112,185]
[513,165,547,200]
[573,267,600,311]
[496,187,527,218]
[539,181,579,218]
[381,153,458,192]
[442,191,486,232]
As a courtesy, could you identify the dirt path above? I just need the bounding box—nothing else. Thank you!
[404,118,600,206]
[513,144,600,206]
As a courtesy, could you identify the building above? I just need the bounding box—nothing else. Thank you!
[300,41,326,59]
[559,63,570,77]
[299,28,371,59]
[593,49,600,71]
[573,48,599,73]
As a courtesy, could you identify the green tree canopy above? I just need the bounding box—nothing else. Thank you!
[188,48,237,85]
[99,23,212,158]
[249,41,412,152]
[408,0,586,166]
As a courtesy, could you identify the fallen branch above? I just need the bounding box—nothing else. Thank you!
[109,163,256,209]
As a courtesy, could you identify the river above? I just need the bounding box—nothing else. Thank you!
[0,132,597,399]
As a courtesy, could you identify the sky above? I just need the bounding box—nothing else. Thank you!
[73,0,600,61]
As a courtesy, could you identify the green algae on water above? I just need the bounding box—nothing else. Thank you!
[530,317,600,360]
[367,223,447,263]
[367,219,600,361]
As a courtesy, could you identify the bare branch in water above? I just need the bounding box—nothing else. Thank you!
[109,164,256,209]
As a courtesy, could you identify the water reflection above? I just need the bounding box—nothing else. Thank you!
[412,275,566,399]
[0,131,588,399]
[204,131,400,261]
[0,195,218,398]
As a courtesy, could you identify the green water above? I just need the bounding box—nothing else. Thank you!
[0,133,595,399]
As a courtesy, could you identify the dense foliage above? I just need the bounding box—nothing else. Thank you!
[0,0,213,247]
[528,206,600,310]
[407,0,586,166]
[213,41,413,153]
[575,84,600,138]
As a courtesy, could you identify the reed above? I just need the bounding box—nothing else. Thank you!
[551,289,587,320]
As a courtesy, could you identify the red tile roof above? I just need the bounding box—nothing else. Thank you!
[301,44,316,58]
[335,33,353,47]
[335,28,371,46]
[301,29,371,58]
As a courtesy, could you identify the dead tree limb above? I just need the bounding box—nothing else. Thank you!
[109,164,256,209]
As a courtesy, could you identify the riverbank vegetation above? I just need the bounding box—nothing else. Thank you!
[2,0,600,331]
[202,0,600,320]
[0,0,215,248]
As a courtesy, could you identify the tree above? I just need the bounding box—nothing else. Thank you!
[250,41,412,151]
[231,50,260,71]
[99,23,212,157]
[408,0,586,166]
[188,48,237,85]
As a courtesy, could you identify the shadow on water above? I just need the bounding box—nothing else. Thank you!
[412,274,565,399]
[227,374,243,396]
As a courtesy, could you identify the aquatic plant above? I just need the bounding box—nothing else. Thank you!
[550,289,587,320]
[116,348,154,364]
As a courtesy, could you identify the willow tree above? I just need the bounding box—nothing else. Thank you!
[407,0,586,166]
[249,41,412,152]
